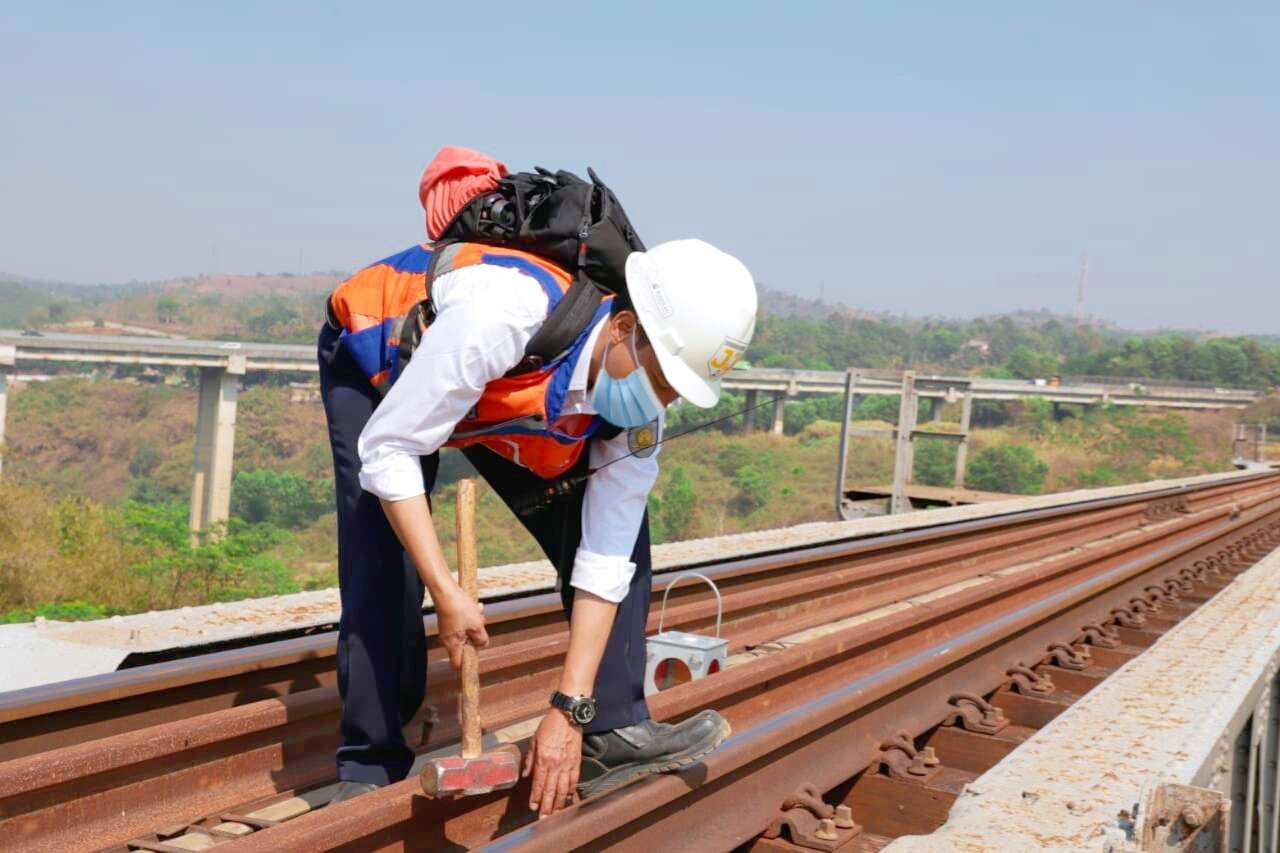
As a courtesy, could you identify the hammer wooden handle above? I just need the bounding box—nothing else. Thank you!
[455,478,482,759]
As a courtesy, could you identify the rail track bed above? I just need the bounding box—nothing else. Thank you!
[2,471,1279,851]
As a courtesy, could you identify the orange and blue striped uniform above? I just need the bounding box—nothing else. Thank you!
[328,243,611,479]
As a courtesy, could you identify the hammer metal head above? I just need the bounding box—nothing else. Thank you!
[420,748,520,797]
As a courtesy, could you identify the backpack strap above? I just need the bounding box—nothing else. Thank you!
[506,179,606,376]
[394,239,607,381]
[392,241,455,387]
[506,273,607,376]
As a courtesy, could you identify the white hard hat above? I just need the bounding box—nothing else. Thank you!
[626,239,758,408]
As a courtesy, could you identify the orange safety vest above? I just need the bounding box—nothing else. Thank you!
[329,242,611,479]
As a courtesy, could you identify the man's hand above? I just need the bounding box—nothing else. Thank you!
[436,589,488,670]
[523,708,583,818]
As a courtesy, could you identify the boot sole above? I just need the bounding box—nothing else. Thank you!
[576,716,732,800]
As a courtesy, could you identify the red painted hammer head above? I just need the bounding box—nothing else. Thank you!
[420,746,520,797]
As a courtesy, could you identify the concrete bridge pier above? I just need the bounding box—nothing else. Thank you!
[743,389,757,432]
[189,357,244,534]
[922,396,943,423]
[0,344,13,478]
[953,392,973,489]
[771,394,786,435]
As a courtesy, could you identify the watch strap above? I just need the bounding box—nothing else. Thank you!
[549,690,574,712]
[549,691,595,724]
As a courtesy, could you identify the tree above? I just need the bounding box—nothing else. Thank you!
[1207,340,1249,386]
[913,439,956,487]
[666,392,745,434]
[1017,398,1054,437]
[47,302,68,324]
[1063,334,1280,388]
[918,327,965,362]
[1007,346,1058,379]
[1145,336,1177,378]
[1184,346,1218,382]
[733,464,775,513]
[119,500,298,607]
[855,395,899,423]
[967,445,1049,495]
[781,395,847,434]
[244,299,297,338]
[231,469,328,529]
[156,297,181,324]
[658,466,697,541]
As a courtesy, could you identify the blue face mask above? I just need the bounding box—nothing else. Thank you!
[591,330,666,428]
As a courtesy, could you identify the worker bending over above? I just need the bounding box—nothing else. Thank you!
[319,146,757,816]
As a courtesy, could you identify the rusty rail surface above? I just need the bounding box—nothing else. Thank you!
[0,473,1267,763]
[222,478,1280,852]
[0,472,1276,851]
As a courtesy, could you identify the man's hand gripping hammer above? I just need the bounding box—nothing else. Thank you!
[420,479,520,797]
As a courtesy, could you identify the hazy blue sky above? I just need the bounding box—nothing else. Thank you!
[2,4,1276,333]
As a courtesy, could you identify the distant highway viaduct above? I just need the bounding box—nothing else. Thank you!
[0,330,1261,532]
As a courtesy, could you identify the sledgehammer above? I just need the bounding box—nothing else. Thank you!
[420,478,520,797]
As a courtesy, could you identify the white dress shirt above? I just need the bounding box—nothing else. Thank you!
[357,263,660,603]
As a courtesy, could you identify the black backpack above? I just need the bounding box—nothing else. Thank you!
[406,167,646,377]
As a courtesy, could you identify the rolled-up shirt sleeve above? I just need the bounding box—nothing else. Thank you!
[356,266,548,501]
[572,420,662,602]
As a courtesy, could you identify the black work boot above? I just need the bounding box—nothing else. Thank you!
[577,709,731,799]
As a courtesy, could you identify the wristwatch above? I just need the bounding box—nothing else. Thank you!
[549,691,598,727]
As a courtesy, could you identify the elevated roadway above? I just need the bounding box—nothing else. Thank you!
[0,330,1261,530]
[0,330,1259,409]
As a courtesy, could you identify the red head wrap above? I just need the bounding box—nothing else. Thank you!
[418,146,508,240]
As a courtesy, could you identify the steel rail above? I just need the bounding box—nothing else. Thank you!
[245,503,1280,852]
[510,516,1280,853]
[166,482,1280,850]
[1,471,1270,765]
[0,474,1273,851]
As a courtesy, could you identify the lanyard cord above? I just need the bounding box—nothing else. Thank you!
[590,392,782,474]
[510,393,782,516]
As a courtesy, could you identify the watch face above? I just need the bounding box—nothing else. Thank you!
[572,699,597,726]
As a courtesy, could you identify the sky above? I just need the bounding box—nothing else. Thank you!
[1,3,1276,333]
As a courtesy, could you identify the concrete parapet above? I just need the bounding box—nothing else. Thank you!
[884,544,1280,852]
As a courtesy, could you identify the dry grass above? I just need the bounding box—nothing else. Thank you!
[2,377,1245,595]
[0,481,146,612]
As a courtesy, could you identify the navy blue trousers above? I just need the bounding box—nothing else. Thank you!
[318,325,652,784]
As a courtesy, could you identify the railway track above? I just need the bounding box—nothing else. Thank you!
[1,475,1266,761]
[2,471,1278,851]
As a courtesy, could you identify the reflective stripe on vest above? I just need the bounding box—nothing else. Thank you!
[328,243,434,390]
